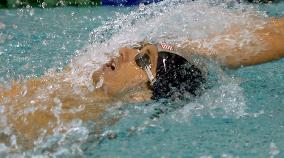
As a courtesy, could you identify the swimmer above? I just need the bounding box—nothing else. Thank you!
[0,17,284,147]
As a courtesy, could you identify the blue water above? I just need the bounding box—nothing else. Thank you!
[0,7,131,79]
[0,1,284,157]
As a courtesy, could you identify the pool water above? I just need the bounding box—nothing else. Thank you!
[0,0,284,157]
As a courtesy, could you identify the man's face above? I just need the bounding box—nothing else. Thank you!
[92,45,158,97]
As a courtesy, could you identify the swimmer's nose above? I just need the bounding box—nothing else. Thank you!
[102,48,135,71]
[119,48,134,63]
[103,58,117,71]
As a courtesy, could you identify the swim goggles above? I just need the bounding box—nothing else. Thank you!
[133,45,156,86]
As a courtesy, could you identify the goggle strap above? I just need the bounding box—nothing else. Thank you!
[145,66,156,85]
[135,45,156,85]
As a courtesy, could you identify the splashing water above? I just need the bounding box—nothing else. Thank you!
[1,0,284,157]
[68,0,267,87]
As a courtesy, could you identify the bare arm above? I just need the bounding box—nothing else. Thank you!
[178,18,284,68]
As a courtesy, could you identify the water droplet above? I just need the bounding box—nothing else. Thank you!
[269,142,280,158]
[0,143,8,153]
[0,105,4,113]
[10,135,17,147]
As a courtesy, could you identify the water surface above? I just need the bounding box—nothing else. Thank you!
[0,1,284,157]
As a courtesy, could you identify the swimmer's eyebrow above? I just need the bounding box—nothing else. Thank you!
[141,46,155,60]
[145,49,151,55]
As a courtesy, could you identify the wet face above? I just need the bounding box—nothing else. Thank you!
[92,45,158,97]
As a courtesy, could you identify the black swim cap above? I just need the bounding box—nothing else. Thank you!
[151,51,205,100]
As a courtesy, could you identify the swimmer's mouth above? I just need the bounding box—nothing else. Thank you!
[95,75,104,89]
[92,68,104,89]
